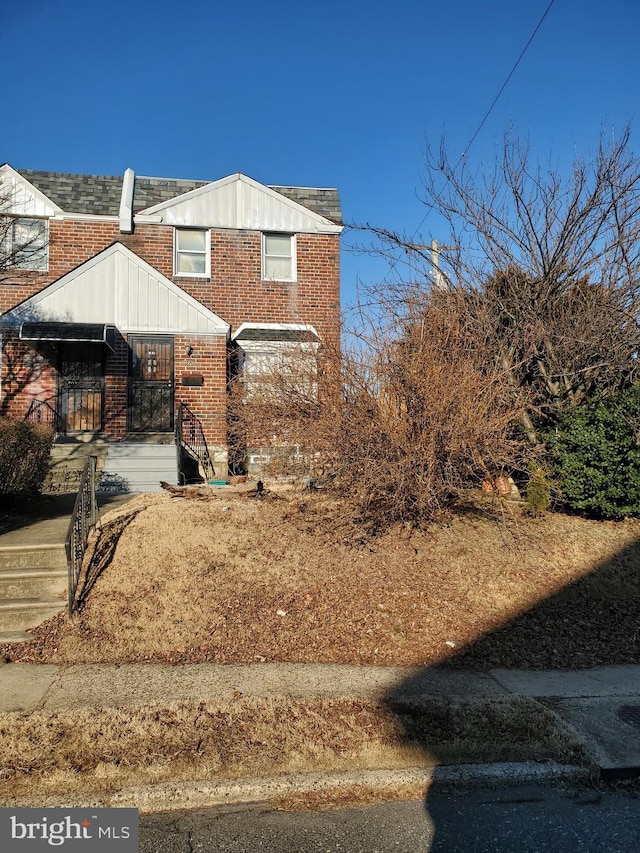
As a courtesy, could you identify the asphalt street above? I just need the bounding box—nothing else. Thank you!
[139,782,640,852]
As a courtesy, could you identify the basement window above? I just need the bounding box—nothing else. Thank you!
[174,228,210,277]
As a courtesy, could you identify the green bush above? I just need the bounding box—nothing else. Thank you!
[0,418,53,505]
[544,387,640,520]
[525,461,553,516]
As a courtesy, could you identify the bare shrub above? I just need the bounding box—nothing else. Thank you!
[230,293,525,529]
[362,128,640,434]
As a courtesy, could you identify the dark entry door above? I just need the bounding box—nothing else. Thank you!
[58,342,104,432]
[128,336,174,432]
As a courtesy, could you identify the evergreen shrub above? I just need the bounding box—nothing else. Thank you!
[545,387,640,520]
[0,418,53,505]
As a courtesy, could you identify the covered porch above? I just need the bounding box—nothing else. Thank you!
[0,243,230,490]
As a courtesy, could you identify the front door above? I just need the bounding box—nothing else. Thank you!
[58,342,104,432]
[128,336,174,432]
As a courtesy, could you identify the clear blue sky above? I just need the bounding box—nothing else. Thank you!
[2,0,639,306]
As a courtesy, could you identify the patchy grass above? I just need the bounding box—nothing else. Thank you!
[2,488,640,669]
[0,696,588,802]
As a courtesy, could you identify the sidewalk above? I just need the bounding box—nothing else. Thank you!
[0,493,133,548]
[2,660,640,782]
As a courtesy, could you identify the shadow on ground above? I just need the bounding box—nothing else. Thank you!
[75,507,142,608]
[384,533,640,851]
[0,494,77,535]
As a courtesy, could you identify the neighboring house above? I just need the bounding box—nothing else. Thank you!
[0,163,342,486]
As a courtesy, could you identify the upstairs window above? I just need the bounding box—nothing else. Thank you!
[262,233,296,282]
[1,216,48,271]
[174,228,209,277]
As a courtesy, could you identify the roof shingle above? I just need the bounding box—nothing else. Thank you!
[16,169,343,224]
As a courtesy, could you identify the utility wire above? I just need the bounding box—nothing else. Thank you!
[382,0,557,280]
[459,0,557,166]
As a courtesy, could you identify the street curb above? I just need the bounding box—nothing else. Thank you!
[0,762,587,813]
[113,762,593,812]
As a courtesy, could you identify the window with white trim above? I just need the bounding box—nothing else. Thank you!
[240,340,318,399]
[262,233,296,282]
[174,228,210,277]
[1,217,48,271]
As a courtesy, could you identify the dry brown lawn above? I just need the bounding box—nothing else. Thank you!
[3,486,640,669]
[0,695,588,803]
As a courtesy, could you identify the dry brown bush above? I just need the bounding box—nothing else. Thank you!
[364,128,640,433]
[229,293,526,529]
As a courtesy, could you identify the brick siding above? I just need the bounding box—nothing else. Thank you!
[1,217,340,462]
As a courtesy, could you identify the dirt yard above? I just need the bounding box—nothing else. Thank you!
[3,485,639,670]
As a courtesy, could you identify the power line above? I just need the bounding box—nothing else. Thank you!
[382,0,557,281]
[458,0,557,163]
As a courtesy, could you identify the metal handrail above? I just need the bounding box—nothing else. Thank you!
[24,399,65,434]
[65,455,98,616]
[175,401,215,484]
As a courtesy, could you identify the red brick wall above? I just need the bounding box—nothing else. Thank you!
[174,334,228,446]
[0,220,341,341]
[1,216,340,460]
[102,332,129,440]
[0,336,57,419]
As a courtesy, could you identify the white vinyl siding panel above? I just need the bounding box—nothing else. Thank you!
[146,175,340,234]
[4,243,228,337]
[0,168,61,217]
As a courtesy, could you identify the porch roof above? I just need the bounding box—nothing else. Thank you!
[19,322,116,351]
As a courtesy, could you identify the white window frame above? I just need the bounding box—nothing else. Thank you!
[2,216,48,271]
[174,228,210,278]
[262,232,296,282]
[239,339,319,400]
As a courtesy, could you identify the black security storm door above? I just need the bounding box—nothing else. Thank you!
[128,336,174,432]
[58,342,105,432]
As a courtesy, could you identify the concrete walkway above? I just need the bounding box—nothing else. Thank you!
[0,493,133,548]
[2,660,640,780]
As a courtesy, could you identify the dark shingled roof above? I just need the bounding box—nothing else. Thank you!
[19,170,123,216]
[234,327,318,342]
[17,169,342,224]
[133,177,210,211]
[268,186,342,225]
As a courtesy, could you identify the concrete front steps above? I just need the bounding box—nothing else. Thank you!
[44,439,109,495]
[0,544,67,643]
[45,437,179,496]
[99,443,178,494]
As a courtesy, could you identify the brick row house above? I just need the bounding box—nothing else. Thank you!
[0,164,342,489]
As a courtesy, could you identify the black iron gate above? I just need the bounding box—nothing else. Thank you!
[58,342,104,432]
[128,336,174,432]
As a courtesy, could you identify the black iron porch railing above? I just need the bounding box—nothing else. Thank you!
[24,399,66,434]
[175,401,216,485]
[65,455,98,616]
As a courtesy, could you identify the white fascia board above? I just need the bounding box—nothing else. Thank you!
[133,214,164,224]
[138,172,343,234]
[232,322,320,340]
[0,164,63,215]
[52,212,119,221]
